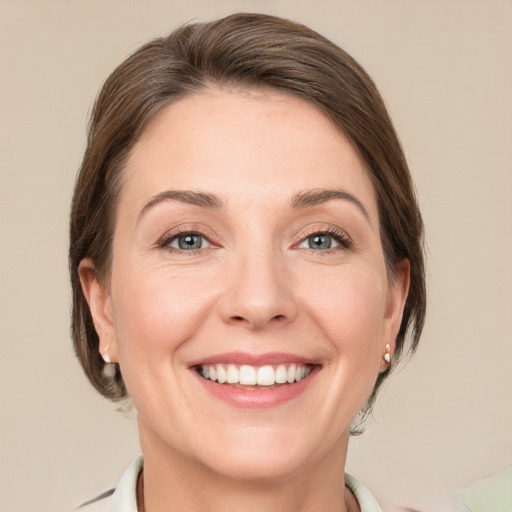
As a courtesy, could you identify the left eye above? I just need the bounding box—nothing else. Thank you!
[298,233,346,250]
[166,233,210,251]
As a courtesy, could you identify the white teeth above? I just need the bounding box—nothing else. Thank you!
[216,364,227,384]
[226,364,239,384]
[239,365,257,385]
[275,365,288,384]
[257,365,275,386]
[199,363,312,386]
[287,364,296,383]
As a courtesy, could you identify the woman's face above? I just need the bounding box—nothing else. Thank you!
[82,89,408,482]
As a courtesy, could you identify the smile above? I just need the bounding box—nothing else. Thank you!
[190,352,320,408]
[197,363,313,387]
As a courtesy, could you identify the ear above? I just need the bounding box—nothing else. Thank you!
[78,258,118,363]
[380,259,410,371]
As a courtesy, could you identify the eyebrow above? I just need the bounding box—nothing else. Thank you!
[138,187,370,224]
[138,190,224,220]
[291,188,371,223]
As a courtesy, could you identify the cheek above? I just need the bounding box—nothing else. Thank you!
[294,266,389,431]
[110,261,217,359]
[301,266,388,354]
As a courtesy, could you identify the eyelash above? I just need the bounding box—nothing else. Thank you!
[158,227,352,254]
[159,227,216,254]
[295,227,352,253]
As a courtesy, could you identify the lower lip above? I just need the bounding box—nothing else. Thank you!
[193,367,319,408]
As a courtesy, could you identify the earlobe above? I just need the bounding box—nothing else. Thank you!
[78,259,118,363]
[381,259,410,368]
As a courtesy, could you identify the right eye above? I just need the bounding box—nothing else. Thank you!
[163,233,212,252]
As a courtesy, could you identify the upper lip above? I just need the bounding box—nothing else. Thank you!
[187,351,320,368]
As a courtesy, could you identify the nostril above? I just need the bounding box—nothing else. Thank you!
[227,311,292,329]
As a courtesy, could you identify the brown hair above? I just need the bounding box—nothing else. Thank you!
[70,12,425,412]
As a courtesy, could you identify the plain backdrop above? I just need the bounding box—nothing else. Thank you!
[1,1,511,511]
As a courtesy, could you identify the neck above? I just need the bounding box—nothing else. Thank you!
[138,422,358,512]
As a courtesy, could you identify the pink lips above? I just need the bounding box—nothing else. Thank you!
[188,351,319,367]
[189,352,320,408]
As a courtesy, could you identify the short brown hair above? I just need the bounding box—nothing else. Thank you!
[70,12,425,410]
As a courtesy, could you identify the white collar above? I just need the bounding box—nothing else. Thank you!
[107,456,382,512]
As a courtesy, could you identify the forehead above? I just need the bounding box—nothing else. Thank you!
[120,88,378,217]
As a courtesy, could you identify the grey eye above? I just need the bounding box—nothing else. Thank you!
[174,234,204,250]
[308,234,333,250]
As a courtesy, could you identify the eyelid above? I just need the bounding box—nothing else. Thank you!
[167,233,212,250]
[157,224,220,251]
[293,225,352,250]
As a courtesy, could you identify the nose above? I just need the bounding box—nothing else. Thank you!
[218,247,298,331]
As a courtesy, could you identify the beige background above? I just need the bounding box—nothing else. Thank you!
[1,1,511,511]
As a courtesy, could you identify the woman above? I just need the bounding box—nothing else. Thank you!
[70,13,425,512]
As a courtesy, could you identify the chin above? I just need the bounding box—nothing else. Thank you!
[204,448,309,484]
[191,426,331,484]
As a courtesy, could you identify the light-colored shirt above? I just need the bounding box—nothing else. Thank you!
[458,464,512,512]
[79,455,383,512]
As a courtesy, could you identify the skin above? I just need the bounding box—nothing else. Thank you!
[80,89,409,512]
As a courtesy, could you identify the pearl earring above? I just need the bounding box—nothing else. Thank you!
[383,344,391,364]
[102,345,112,364]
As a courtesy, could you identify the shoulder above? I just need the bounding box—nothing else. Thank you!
[345,473,470,512]
[76,456,143,511]
[379,494,469,512]
[76,489,114,512]
[345,473,383,512]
